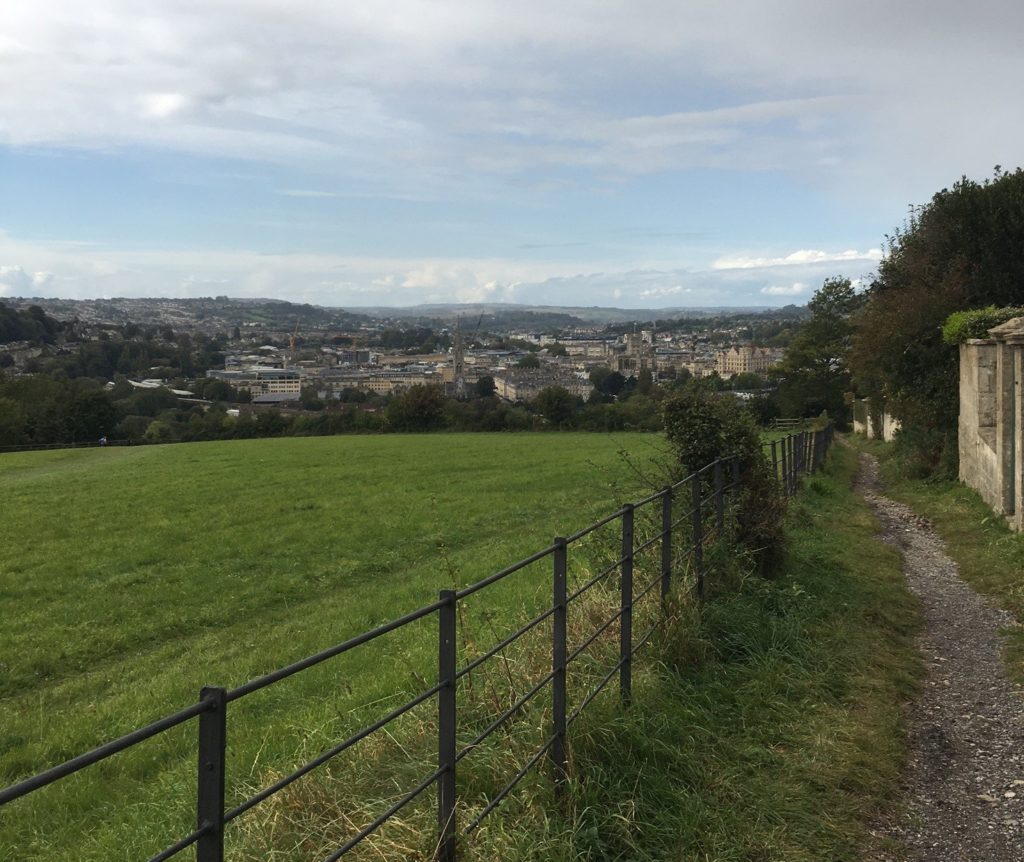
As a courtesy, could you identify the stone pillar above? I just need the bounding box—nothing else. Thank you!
[987,318,1024,530]
[1014,342,1024,531]
[994,340,1015,515]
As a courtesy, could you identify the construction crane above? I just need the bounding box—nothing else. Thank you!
[288,320,300,367]
[452,313,485,399]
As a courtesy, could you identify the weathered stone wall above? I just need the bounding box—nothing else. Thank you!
[958,318,1024,531]
[852,399,901,441]
[958,340,1002,512]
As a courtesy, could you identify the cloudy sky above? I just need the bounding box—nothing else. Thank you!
[0,1,1019,309]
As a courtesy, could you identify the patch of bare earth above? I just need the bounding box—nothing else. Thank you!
[856,452,1024,861]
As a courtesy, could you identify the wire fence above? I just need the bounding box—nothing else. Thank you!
[0,424,833,861]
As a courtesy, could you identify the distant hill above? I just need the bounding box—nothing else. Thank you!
[3,296,806,332]
[357,302,782,325]
[2,296,373,333]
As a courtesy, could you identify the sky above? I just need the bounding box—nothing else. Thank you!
[1,1,1021,310]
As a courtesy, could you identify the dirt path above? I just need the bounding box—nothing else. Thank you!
[855,452,1024,861]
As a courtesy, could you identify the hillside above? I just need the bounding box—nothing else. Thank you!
[0,432,665,858]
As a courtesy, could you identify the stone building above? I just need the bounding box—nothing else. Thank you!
[958,317,1024,531]
[714,345,778,376]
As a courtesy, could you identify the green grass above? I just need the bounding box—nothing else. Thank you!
[0,432,667,860]
[499,439,922,861]
[1,435,921,860]
[852,434,1024,682]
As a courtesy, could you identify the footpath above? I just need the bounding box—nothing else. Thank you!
[856,452,1024,861]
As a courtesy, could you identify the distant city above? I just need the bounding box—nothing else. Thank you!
[1,295,803,410]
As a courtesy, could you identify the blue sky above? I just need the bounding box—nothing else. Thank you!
[1,1,1021,309]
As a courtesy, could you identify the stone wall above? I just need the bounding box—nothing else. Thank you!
[852,399,901,441]
[958,340,1002,512]
[958,318,1024,532]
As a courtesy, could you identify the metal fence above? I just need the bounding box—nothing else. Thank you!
[0,424,833,861]
[0,438,135,453]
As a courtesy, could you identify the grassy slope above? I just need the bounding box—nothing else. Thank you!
[0,433,666,859]
[853,436,1024,683]
[1,436,922,861]
[522,441,923,862]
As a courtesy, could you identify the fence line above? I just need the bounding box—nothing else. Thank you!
[0,424,834,861]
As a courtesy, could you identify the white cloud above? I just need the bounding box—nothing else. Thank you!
[0,265,32,292]
[760,282,808,296]
[639,285,684,298]
[0,266,52,294]
[1,1,1019,199]
[139,92,190,120]
[713,248,881,270]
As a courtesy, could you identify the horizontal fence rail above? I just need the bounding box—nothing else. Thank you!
[1,424,833,860]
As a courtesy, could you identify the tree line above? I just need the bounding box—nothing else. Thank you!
[763,166,1024,478]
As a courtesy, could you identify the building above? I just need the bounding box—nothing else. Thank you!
[207,368,302,398]
[715,345,780,376]
[493,371,592,402]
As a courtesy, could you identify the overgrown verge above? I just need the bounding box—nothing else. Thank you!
[853,435,1024,684]
[539,442,921,861]
[228,444,919,860]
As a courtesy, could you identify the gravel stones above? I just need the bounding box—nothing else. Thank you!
[856,452,1024,861]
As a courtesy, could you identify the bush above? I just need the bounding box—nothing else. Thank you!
[661,382,786,576]
[941,305,1024,345]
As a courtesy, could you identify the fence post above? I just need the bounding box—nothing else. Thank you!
[714,459,724,534]
[730,457,740,502]
[197,686,227,862]
[780,436,789,497]
[437,590,457,862]
[691,473,704,599]
[620,504,634,707]
[551,538,568,791]
[770,440,778,484]
[660,488,673,603]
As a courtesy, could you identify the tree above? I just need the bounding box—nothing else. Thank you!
[774,277,862,426]
[595,369,626,397]
[474,375,496,398]
[516,353,540,369]
[731,371,766,391]
[850,167,1024,472]
[385,384,446,432]
[0,397,26,445]
[532,386,577,427]
[66,389,121,441]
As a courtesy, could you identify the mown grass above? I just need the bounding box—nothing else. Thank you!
[1,435,920,860]
[0,433,667,860]
[852,435,1024,683]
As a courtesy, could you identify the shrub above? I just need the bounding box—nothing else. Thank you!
[661,382,786,576]
[941,305,1024,345]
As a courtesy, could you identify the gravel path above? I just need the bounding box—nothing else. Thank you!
[855,452,1024,861]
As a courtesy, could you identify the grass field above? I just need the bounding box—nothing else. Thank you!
[1,433,923,861]
[0,432,668,859]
